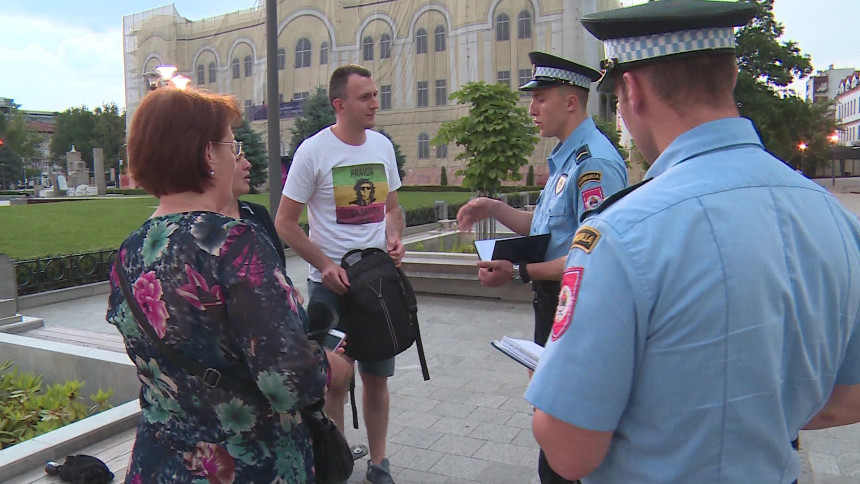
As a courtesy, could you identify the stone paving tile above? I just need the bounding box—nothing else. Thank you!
[394,468,449,483]
[430,416,478,436]
[428,401,477,419]
[429,434,487,457]
[468,421,521,444]
[391,410,443,430]
[809,453,841,475]
[463,391,509,409]
[391,394,442,413]
[391,445,445,472]
[462,378,504,394]
[426,374,469,390]
[473,441,540,468]
[428,387,474,403]
[475,461,539,484]
[499,396,534,413]
[393,382,439,398]
[512,427,539,448]
[506,411,534,429]
[429,454,489,480]
[467,406,515,425]
[390,426,445,449]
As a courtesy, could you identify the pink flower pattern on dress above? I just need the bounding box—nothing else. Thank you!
[133,271,169,339]
[176,264,224,310]
[273,270,298,313]
[223,225,265,287]
[183,442,236,484]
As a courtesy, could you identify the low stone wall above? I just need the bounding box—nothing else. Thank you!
[0,333,140,479]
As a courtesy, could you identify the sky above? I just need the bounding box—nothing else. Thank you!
[0,0,858,113]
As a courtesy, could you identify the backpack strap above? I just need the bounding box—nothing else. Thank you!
[398,267,430,381]
[114,259,262,397]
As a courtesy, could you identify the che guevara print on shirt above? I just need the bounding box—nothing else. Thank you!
[333,163,388,224]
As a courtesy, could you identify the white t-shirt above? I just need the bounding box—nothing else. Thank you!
[282,127,402,282]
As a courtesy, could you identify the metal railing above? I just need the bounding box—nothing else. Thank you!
[15,250,117,296]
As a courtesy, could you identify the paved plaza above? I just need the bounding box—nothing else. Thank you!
[6,179,860,483]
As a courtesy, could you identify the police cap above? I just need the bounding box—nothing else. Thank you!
[580,0,756,91]
[518,51,601,92]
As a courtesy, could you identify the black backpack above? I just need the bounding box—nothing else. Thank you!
[339,248,429,380]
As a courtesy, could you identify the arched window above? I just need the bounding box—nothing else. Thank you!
[435,143,448,158]
[196,64,205,85]
[517,10,532,39]
[434,26,446,52]
[244,55,252,77]
[416,28,427,54]
[320,41,329,65]
[208,62,216,83]
[496,13,510,42]
[418,133,430,159]
[277,48,285,70]
[295,38,311,68]
[363,36,374,61]
[231,58,240,79]
[380,34,391,59]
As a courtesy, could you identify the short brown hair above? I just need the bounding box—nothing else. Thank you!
[623,53,737,113]
[128,87,241,197]
[329,64,372,107]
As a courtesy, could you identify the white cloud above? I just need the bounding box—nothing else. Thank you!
[0,14,125,112]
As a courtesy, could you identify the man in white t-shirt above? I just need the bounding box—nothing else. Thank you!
[276,64,404,484]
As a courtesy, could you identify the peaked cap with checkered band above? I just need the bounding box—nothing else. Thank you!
[581,0,756,92]
[518,51,601,92]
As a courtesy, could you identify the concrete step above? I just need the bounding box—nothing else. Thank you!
[0,297,17,318]
[402,253,533,302]
[0,315,44,333]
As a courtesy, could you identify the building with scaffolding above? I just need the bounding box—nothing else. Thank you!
[122,0,623,185]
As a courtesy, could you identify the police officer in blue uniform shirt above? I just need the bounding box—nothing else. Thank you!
[525,2,860,483]
[457,51,627,484]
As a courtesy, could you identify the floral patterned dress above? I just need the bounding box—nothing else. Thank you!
[106,211,327,484]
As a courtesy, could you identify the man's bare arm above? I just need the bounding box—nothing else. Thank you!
[275,195,349,294]
[803,384,860,430]
[457,197,533,235]
[533,409,613,481]
[385,191,405,266]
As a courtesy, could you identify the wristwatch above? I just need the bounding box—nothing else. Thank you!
[512,263,531,284]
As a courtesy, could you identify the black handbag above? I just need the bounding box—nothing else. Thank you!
[114,260,352,483]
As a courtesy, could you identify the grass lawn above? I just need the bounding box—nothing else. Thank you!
[0,191,472,260]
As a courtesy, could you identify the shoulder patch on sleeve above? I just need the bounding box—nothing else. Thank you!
[551,267,584,342]
[570,226,600,253]
[576,171,602,189]
[574,145,591,164]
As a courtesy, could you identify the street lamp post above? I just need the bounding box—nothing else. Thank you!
[829,132,839,186]
[798,141,807,175]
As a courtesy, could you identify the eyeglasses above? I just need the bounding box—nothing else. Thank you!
[211,139,243,159]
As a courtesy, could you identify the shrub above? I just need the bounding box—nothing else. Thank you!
[440,166,448,186]
[0,360,114,449]
[526,165,534,186]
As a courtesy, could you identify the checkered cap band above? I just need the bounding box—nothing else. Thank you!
[604,27,736,65]
[533,66,593,89]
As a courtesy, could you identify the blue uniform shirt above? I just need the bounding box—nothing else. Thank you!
[526,118,860,483]
[530,117,627,261]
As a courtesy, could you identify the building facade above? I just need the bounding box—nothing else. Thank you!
[836,71,860,146]
[123,0,621,186]
[805,66,856,104]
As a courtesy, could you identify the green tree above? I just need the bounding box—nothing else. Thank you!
[734,0,835,171]
[377,128,406,181]
[526,165,534,186]
[93,102,126,175]
[432,81,538,196]
[288,87,334,158]
[0,146,23,189]
[50,107,96,169]
[440,166,448,186]
[233,119,267,191]
[592,115,629,162]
